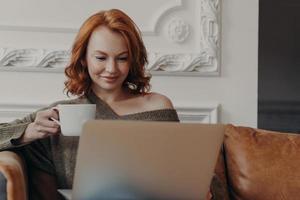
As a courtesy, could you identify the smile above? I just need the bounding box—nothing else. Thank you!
[101,76,118,82]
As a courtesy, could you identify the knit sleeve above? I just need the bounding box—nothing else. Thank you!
[0,115,58,175]
[1,103,56,175]
[0,98,80,150]
[0,113,36,150]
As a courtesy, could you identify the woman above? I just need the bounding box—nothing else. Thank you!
[0,9,179,199]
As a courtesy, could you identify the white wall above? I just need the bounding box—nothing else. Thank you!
[0,0,258,127]
[160,0,258,126]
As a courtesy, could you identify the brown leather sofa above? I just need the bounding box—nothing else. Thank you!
[0,150,65,200]
[211,124,300,200]
[1,124,300,200]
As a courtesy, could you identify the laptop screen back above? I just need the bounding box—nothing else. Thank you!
[72,120,224,200]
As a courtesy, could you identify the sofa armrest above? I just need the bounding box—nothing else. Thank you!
[0,151,27,200]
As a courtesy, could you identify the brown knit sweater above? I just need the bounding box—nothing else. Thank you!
[0,91,179,189]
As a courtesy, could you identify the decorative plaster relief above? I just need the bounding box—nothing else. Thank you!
[148,51,217,75]
[0,0,221,76]
[0,0,184,36]
[167,18,190,43]
[0,48,69,70]
[0,48,216,75]
[141,0,183,35]
[176,103,219,123]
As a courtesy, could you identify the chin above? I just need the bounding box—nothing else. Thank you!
[99,83,122,91]
[92,78,125,91]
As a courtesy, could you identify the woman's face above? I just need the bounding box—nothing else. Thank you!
[85,26,130,94]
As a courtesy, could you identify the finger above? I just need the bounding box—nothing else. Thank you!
[37,131,60,140]
[48,108,60,125]
[36,125,60,135]
[44,127,60,135]
[37,118,60,128]
[51,106,59,112]
[38,108,59,120]
[50,117,60,126]
[50,107,59,119]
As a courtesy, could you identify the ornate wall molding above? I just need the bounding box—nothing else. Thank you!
[198,0,220,75]
[175,103,219,123]
[0,102,220,123]
[147,52,218,76]
[0,48,69,70]
[142,0,183,35]
[0,0,221,76]
[0,0,184,36]
[0,48,219,76]
[167,17,190,43]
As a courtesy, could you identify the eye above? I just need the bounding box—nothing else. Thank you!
[117,56,128,62]
[95,56,106,61]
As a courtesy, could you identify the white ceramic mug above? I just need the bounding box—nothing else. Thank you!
[52,104,96,136]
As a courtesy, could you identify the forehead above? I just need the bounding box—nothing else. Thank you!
[87,25,128,53]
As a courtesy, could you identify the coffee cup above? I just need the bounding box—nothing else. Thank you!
[52,104,96,136]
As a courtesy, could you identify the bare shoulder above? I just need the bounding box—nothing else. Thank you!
[141,92,175,110]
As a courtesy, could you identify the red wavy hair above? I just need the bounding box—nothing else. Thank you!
[64,9,151,96]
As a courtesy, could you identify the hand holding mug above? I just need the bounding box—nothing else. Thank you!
[21,108,60,143]
[20,104,96,144]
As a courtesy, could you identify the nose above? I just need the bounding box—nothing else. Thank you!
[105,58,117,74]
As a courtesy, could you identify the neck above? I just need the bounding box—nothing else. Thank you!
[91,86,129,103]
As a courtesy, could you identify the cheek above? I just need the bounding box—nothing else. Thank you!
[120,64,130,75]
[87,67,100,80]
[87,62,104,75]
[86,56,101,73]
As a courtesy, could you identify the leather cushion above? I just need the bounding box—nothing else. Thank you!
[224,124,300,200]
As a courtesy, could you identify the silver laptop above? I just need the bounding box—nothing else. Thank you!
[59,120,224,200]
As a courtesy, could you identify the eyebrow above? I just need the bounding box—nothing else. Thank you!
[93,50,128,56]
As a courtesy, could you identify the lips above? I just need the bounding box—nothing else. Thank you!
[101,76,118,82]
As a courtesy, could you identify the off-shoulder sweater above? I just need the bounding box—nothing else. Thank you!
[0,91,179,189]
